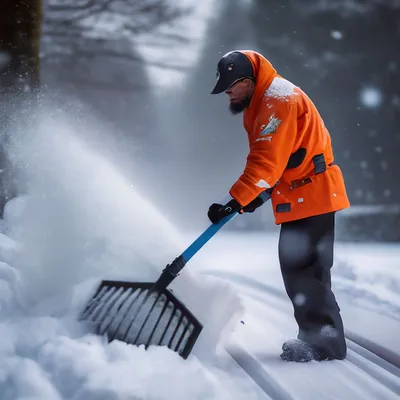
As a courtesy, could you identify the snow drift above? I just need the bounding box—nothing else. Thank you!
[0,99,249,399]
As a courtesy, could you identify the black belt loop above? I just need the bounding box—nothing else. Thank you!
[313,154,326,174]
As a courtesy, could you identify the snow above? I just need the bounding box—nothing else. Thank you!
[194,230,400,399]
[0,51,11,68]
[393,95,400,108]
[360,87,383,108]
[0,320,257,399]
[293,293,306,307]
[0,106,264,399]
[330,30,344,40]
[0,106,399,398]
[6,104,244,356]
[1,179,399,399]
[264,78,297,101]
[339,204,400,216]
[334,242,400,321]
[194,230,400,352]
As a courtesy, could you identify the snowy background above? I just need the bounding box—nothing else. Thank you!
[0,0,399,399]
[33,0,400,234]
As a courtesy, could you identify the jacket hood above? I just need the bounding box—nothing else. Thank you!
[240,50,278,101]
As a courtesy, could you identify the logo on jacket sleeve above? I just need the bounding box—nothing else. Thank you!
[260,115,281,136]
[255,115,282,143]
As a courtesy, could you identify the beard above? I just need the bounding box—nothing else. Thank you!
[229,96,251,115]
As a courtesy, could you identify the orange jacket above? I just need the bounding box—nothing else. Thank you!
[229,51,350,224]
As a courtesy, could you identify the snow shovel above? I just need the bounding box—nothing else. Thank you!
[79,212,237,359]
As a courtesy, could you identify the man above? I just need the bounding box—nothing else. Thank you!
[208,50,350,362]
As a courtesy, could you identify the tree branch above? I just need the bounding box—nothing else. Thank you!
[41,0,192,88]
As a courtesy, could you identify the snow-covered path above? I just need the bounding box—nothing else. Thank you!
[191,229,400,399]
[226,285,400,400]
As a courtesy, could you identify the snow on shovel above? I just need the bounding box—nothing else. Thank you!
[79,213,237,359]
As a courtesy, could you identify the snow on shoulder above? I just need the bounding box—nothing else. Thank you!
[265,77,297,101]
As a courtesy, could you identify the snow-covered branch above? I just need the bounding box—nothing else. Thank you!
[41,0,191,67]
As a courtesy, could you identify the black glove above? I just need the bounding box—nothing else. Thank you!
[242,188,273,213]
[207,198,242,224]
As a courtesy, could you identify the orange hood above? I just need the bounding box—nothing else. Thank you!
[241,50,278,101]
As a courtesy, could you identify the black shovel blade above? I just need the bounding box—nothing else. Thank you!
[79,280,203,359]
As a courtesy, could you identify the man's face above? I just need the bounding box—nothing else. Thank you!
[225,78,254,115]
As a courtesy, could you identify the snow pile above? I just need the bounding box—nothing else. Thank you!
[6,104,243,355]
[0,246,22,318]
[0,104,253,398]
[0,315,256,399]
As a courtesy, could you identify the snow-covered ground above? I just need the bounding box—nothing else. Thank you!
[2,201,400,400]
[0,108,399,399]
[192,229,400,352]
[193,229,400,399]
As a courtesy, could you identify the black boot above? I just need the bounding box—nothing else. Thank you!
[280,339,333,362]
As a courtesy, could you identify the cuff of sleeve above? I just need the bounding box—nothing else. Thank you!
[229,180,262,206]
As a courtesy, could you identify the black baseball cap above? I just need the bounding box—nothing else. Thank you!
[211,51,255,94]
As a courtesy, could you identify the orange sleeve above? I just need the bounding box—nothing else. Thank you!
[229,101,297,206]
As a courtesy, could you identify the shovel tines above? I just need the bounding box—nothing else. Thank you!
[80,280,202,359]
[79,212,237,359]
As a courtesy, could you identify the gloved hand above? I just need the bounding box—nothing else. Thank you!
[207,188,273,224]
[207,198,242,224]
[242,188,273,213]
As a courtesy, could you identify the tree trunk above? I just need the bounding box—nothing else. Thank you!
[0,0,42,216]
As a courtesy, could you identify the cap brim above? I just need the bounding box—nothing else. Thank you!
[211,77,229,94]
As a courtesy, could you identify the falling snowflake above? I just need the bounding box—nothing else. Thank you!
[355,189,364,198]
[383,189,391,197]
[393,95,400,108]
[360,87,383,108]
[330,30,343,40]
[0,51,11,68]
[293,293,306,307]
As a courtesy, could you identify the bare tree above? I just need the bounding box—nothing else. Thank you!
[0,0,42,217]
[41,0,192,90]
[0,0,41,93]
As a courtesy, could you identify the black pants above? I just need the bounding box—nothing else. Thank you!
[279,212,346,359]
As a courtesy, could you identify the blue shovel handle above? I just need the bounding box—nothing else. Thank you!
[153,212,237,290]
[182,212,237,262]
